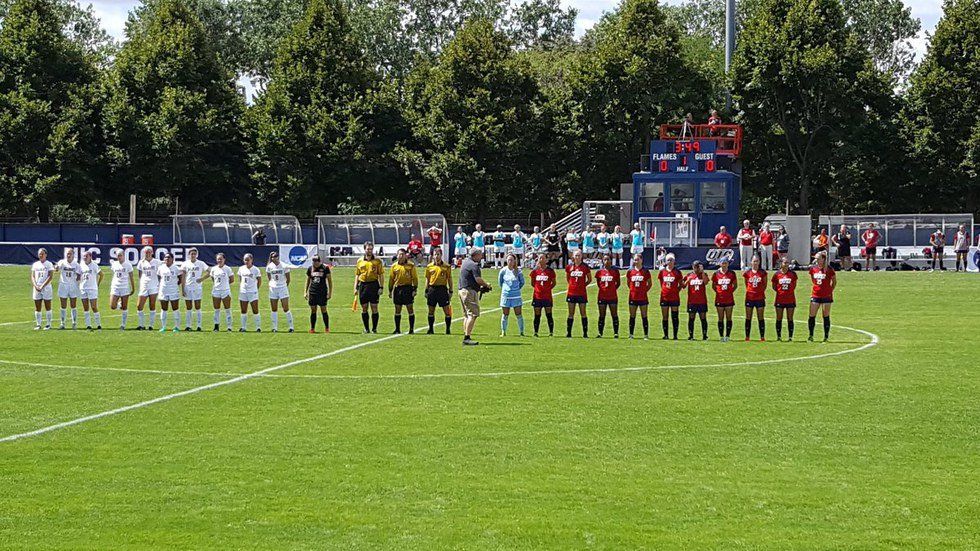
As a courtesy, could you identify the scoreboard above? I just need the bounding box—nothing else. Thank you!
[649,140,717,173]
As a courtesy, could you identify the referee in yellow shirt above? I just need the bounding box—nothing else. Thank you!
[354,242,384,333]
[424,247,453,334]
[388,248,418,334]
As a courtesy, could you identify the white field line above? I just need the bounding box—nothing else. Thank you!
[0,289,569,443]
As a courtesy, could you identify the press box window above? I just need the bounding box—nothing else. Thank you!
[639,182,665,212]
[701,181,727,212]
[669,183,695,212]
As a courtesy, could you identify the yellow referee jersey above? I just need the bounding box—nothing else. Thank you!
[425,262,452,288]
[355,257,384,283]
[388,261,418,289]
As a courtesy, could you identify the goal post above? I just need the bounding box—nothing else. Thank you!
[317,214,448,266]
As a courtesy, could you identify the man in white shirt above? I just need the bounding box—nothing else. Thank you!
[30,248,55,330]
[157,253,184,332]
[266,251,294,332]
[78,251,103,330]
[55,248,81,329]
[136,246,161,330]
[736,220,756,271]
[180,247,208,330]
[237,253,262,332]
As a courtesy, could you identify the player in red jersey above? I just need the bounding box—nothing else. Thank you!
[658,253,683,340]
[711,258,737,341]
[681,260,709,340]
[862,223,881,271]
[529,254,557,337]
[771,256,798,341]
[808,251,837,341]
[426,225,443,262]
[743,255,768,341]
[565,250,592,338]
[595,254,621,338]
[626,254,652,339]
[407,234,424,264]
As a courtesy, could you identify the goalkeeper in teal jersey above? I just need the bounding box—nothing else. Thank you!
[511,225,527,265]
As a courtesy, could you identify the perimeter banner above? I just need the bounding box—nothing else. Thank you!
[0,244,295,266]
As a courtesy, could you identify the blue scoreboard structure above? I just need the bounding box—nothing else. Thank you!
[632,126,742,244]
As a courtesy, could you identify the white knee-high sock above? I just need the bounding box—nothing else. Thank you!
[138,311,145,327]
[254,313,261,331]
[225,309,232,327]
[213,310,220,325]
[161,310,168,328]
[71,309,77,324]
[121,311,128,327]
[84,311,91,326]
[286,311,294,330]
[271,311,278,330]
[196,310,202,328]
[34,311,42,326]
[60,309,66,325]
[517,315,525,334]
[94,312,101,326]
[174,310,182,328]
[45,310,52,325]
[240,314,247,328]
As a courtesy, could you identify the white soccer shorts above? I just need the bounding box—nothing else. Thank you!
[32,286,53,301]
[57,283,79,299]
[239,291,259,303]
[211,290,231,300]
[138,283,159,297]
[183,287,203,301]
[80,289,99,301]
[630,245,644,255]
[268,287,290,301]
[159,291,180,302]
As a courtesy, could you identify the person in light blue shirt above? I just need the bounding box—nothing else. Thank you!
[597,224,611,256]
[511,224,526,264]
[471,224,486,263]
[498,253,526,336]
[582,228,597,258]
[453,227,469,261]
[492,225,507,269]
[611,226,625,267]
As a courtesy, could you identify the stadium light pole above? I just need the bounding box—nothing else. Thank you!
[724,0,736,110]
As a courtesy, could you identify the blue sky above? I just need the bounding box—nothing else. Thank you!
[87,0,944,59]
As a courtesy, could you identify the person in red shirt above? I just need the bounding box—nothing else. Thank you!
[426,225,443,262]
[808,251,837,342]
[758,222,775,271]
[681,260,709,340]
[714,226,732,249]
[595,254,621,338]
[626,253,652,339]
[407,234,424,264]
[743,255,768,341]
[565,250,592,338]
[529,254,557,337]
[862,223,881,271]
[712,258,738,341]
[771,256,798,341]
[658,254,683,340]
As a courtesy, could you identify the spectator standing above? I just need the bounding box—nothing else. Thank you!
[458,249,490,346]
[930,228,946,271]
[758,222,775,271]
[862,223,881,271]
[832,225,853,271]
[776,227,791,262]
[251,227,266,246]
[736,220,756,271]
[714,225,732,249]
[953,224,971,272]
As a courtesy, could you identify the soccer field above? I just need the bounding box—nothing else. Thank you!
[0,265,977,549]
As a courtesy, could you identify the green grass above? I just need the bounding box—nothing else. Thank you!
[0,265,977,549]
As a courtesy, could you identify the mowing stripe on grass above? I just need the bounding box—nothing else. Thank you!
[0,290,570,443]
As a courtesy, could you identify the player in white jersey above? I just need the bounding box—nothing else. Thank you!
[108,249,134,330]
[237,253,262,332]
[30,248,55,330]
[135,246,161,330]
[54,248,82,329]
[78,251,103,330]
[179,247,208,331]
[201,252,234,331]
[157,253,184,332]
[265,251,294,332]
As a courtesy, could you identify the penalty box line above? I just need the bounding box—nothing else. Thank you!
[0,290,570,444]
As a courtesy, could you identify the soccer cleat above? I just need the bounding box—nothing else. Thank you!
[195,327,201,332]
[213,324,219,332]
[702,335,708,340]
[71,322,76,330]
[271,329,277,333]
[533,332,539,337]
[86,326,93,331]
[745,337,750,342]
[324,328,329,334]
[462,339,479,346]
[159,327,167,333]
[59,325,66,330]
[33,325,41,331]
[426,329,434,335]
[309,329,316,334]
[822,338,829,343]
[43,325,51,330]
[239,328,246,333]
[760,338,766,342]
[776,337,781,341]
[288,328,294,333]
[662,335,668,340]
[628,334,634,339]
[96,326,102,330]
[119,326,125,331]
[173,327,180,332]
[688,335,694,340]
[256,328,261,333]
[807,336,814,342]
[148,326,154,331]
[500,332,506,337]
[363,328,370,334]
[226,327,232,332]
[614,334,619,339]
[787,337,792,341]
[392,330,401,334]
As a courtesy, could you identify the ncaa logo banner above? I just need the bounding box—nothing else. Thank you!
[280,245,317,268]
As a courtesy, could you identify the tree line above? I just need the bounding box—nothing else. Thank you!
[0,0,977,223]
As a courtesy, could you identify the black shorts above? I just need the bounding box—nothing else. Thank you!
[811,297,833,304]
[659,300,680,308]
[393,285,416,306]
[532,299,553,308]
[687,304,708,313]
[838,247,851,258]
[308,292,327,307]
[357,280,381,305]
[566,295,588,304]
[865,247,877,256]
[547,245,560,253]
[745,299,766,308]
[426,286,450,308]
[933,247,944,255]
[715,302,735,308]
[597,299,618,306]
[775,302,796,309]
[628,299,649,307]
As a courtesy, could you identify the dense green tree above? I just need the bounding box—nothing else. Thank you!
[0,0,105,221]
[105,0,247,214]
[246,0,389,214]
[732,0,877,214]
[395,19,556,220]
[842,0,920,86]
[903,0,980,213]
[0,0,115,63]
[563,0,714,204]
